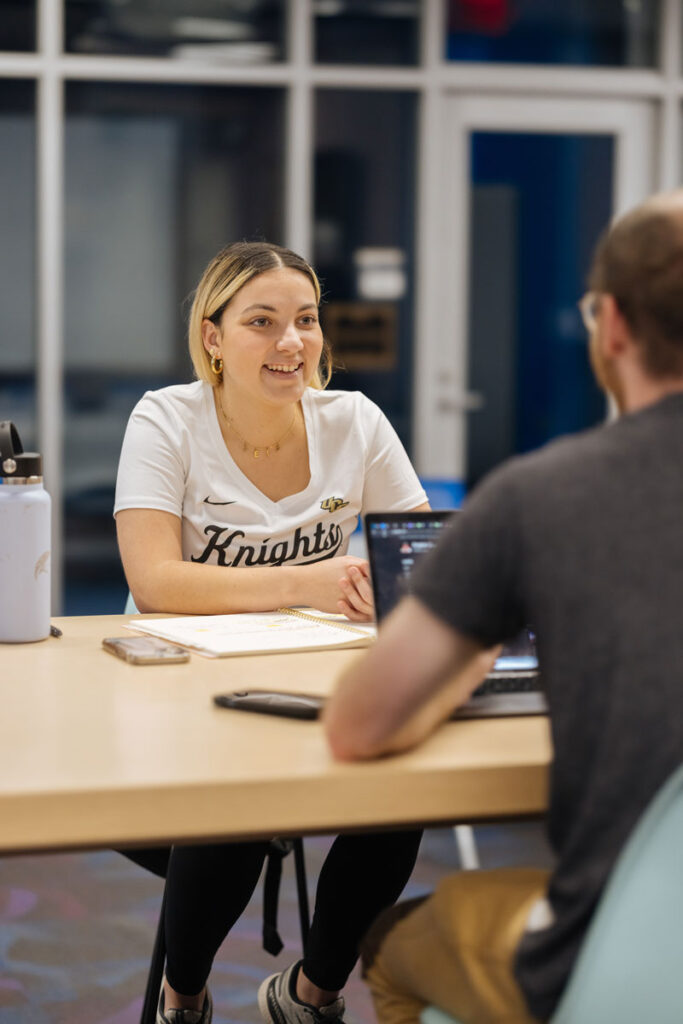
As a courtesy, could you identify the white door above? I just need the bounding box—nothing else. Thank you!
[415,95,655,487]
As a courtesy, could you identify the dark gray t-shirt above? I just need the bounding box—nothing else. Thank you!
[411,393,683,1021]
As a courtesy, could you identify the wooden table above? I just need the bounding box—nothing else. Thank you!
[0,615,552,854]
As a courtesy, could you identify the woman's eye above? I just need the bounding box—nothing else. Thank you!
[299,315,318,326]
[249,317,270,327]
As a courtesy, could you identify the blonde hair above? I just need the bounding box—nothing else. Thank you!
[188,241,331,389]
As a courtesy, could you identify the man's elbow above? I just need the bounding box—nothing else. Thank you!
[327,733,384,762]
[326,732,360,762]
[324,709,385,762]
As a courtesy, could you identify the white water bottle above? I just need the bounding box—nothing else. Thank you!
[0,421,51,643]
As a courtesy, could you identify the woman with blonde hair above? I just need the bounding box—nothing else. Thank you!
[115,241,429,1024]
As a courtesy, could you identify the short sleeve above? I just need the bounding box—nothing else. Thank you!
[360,400,427,512]
[411,464,526,646]
[114,393,186,519]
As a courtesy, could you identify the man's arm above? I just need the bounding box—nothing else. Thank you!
[323,595,498,761]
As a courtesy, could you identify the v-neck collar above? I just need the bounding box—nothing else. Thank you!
[204,384,317,508]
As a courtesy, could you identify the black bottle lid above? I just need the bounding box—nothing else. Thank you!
[0,420,23,460]
[0,421,42,478]
[1,452,43,478]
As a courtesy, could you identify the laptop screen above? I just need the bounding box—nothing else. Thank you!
[364,511,538,673]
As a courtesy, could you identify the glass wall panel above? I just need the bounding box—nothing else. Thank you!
[466,131,613,487]
[314,89,416,450]
[315,0,419,65]
[0,2,36,50]
[64,0,286,61]
[0,81,36,453]
[63,83,285,612]
[447,0,660,67]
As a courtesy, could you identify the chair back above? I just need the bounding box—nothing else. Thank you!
[552,762,683,1024]
[420,762,683,1024]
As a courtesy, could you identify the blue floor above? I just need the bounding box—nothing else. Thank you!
[0,827,554,1024]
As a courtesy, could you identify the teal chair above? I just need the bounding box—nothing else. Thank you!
[421,761,683,1024]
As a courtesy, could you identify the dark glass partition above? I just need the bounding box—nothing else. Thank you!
[314,89,417,451]
[466,131,613,487]
[0,2,36,51]
[0,81,36,453]
[315,0,420,65]
[63,82,285,612]
[64,0,286,61]
[447,0,660,67]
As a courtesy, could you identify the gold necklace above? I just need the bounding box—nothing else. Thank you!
[217,393,297,459]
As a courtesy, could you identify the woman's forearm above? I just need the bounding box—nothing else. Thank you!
[130,559,302,614]
[118,510,369,616]
[129,557,371,615]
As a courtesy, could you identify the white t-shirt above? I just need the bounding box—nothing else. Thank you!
[114,381,426,568]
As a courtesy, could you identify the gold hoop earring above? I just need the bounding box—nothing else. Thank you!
[210,353,223,376]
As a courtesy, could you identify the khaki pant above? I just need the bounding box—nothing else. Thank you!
[361,868,550,1024]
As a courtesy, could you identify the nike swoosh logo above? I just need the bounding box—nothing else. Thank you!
[203,497,236,506]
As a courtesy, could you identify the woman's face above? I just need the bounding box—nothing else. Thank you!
[206,267,323,408]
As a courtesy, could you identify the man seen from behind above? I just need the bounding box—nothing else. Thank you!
[324,190,683,1023]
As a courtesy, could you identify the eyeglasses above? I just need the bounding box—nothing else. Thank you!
[578,291,600,333]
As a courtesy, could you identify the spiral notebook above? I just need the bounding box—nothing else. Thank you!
[126,608,376,658]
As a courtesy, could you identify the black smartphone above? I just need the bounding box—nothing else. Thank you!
[213,690,325,720]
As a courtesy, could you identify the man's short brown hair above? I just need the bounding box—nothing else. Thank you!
[589,192,683,378]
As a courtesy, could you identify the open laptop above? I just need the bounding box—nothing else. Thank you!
[364,510,548,718]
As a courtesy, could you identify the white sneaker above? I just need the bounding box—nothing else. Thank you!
[258,961,345,1024]
[156,983,213,1024]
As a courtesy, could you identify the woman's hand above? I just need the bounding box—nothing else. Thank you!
[297,557,374,621]
[337,563,374,621]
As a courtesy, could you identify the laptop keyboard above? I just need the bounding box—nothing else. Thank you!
[474,672,541,696]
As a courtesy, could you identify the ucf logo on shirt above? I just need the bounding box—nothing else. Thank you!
[321,496,349,514]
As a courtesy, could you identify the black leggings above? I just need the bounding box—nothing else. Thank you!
[124,830,422,997]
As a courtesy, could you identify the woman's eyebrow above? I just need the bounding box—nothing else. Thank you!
[240,302,317,313]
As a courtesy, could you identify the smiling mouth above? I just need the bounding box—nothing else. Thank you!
[264,362,303,374]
